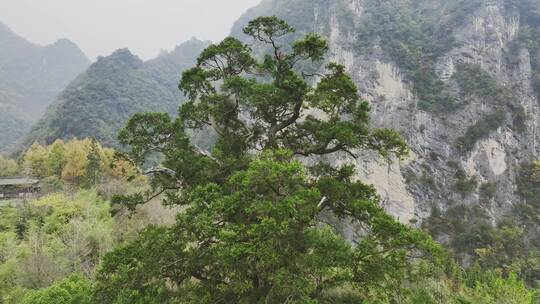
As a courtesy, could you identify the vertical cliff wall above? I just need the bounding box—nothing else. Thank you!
[231,0,540,245]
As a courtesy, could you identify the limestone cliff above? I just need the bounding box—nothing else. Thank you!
[232,0,540,249]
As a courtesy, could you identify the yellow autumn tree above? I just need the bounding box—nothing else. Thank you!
[0,155,19,177]
[61,139,90,185]
[18,138,143,187]
[22,143,50,178]
[93,145,147,198]
[100,148,138,180]
[46,140,67,178]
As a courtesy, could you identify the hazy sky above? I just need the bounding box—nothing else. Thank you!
[0,0,261,60]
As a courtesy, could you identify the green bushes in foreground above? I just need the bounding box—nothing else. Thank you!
[0,189,164,303]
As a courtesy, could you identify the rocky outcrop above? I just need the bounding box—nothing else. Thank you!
[232,0,540,232]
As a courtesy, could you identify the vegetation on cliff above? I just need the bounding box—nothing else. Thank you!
[3,0,540,301]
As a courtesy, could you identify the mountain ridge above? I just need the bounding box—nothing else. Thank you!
[0,21,90,154]
[21,39,210,149]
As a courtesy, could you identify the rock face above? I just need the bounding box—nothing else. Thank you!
[231,0,540,238]
[0,23,90,154]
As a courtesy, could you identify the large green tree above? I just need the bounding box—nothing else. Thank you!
[94,16,440,303]
[21,274,93,304]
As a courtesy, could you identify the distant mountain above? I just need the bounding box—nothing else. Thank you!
[0,22,90,154]
[0,90,32,154]
[22,38,210,148]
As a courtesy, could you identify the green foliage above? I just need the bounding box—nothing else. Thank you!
[453,169,478,197]
[474,224,527,272]
[84,139,102,187]
[356,0,476,112]
[420,173,438,191]
[479,183,497,203]
[424,204,494,257]
[46,140,67,178]
[0,188,157,302]
[452,63,528,152]
[454,64,526,133]
[21,39,209,150]
[0,191,99,299]
[98,17,440,303]
[510,250,540,286]
[230,0,354,39]
[456,110,506,153]
[459,271,535,304]
[513,160,540,270]
[96,151,440,303]
[0,111,32,156]
[22,143,51,178]
[447,206,495,256]
[21,274,92,304]
[0,155,19,176]
[454,64,510,102]
[424,200,540,285]
[420,158,540,290]
[402,269,538,303]
[516,0,540,99]
[117,16,408,209]
[515,161,540,227]
[19,138,142,190]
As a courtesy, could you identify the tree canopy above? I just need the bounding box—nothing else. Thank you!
[95,16,440,303]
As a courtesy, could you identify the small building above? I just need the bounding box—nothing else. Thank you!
[0,178,40,200]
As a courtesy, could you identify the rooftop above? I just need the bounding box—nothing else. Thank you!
[0,178,39,186]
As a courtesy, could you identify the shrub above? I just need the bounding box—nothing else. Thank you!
[454,64,526,134]
[421,174,438,191]
[452,169,478,197]
[356,0,461,112]
[21,274,93,304]
[479,182,497,202]
[456,110,506,153]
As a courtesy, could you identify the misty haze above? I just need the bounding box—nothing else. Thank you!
[1,0,540,303]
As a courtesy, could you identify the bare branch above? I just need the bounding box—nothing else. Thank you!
[317,196,328,209]
[143,167,177,176]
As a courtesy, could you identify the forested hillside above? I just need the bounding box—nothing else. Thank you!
[21,39,209,149]
[0,23,89,154]
[0,138,179,302]
[3,0,540,302]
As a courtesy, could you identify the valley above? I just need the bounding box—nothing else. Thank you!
[1,0,540,302]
